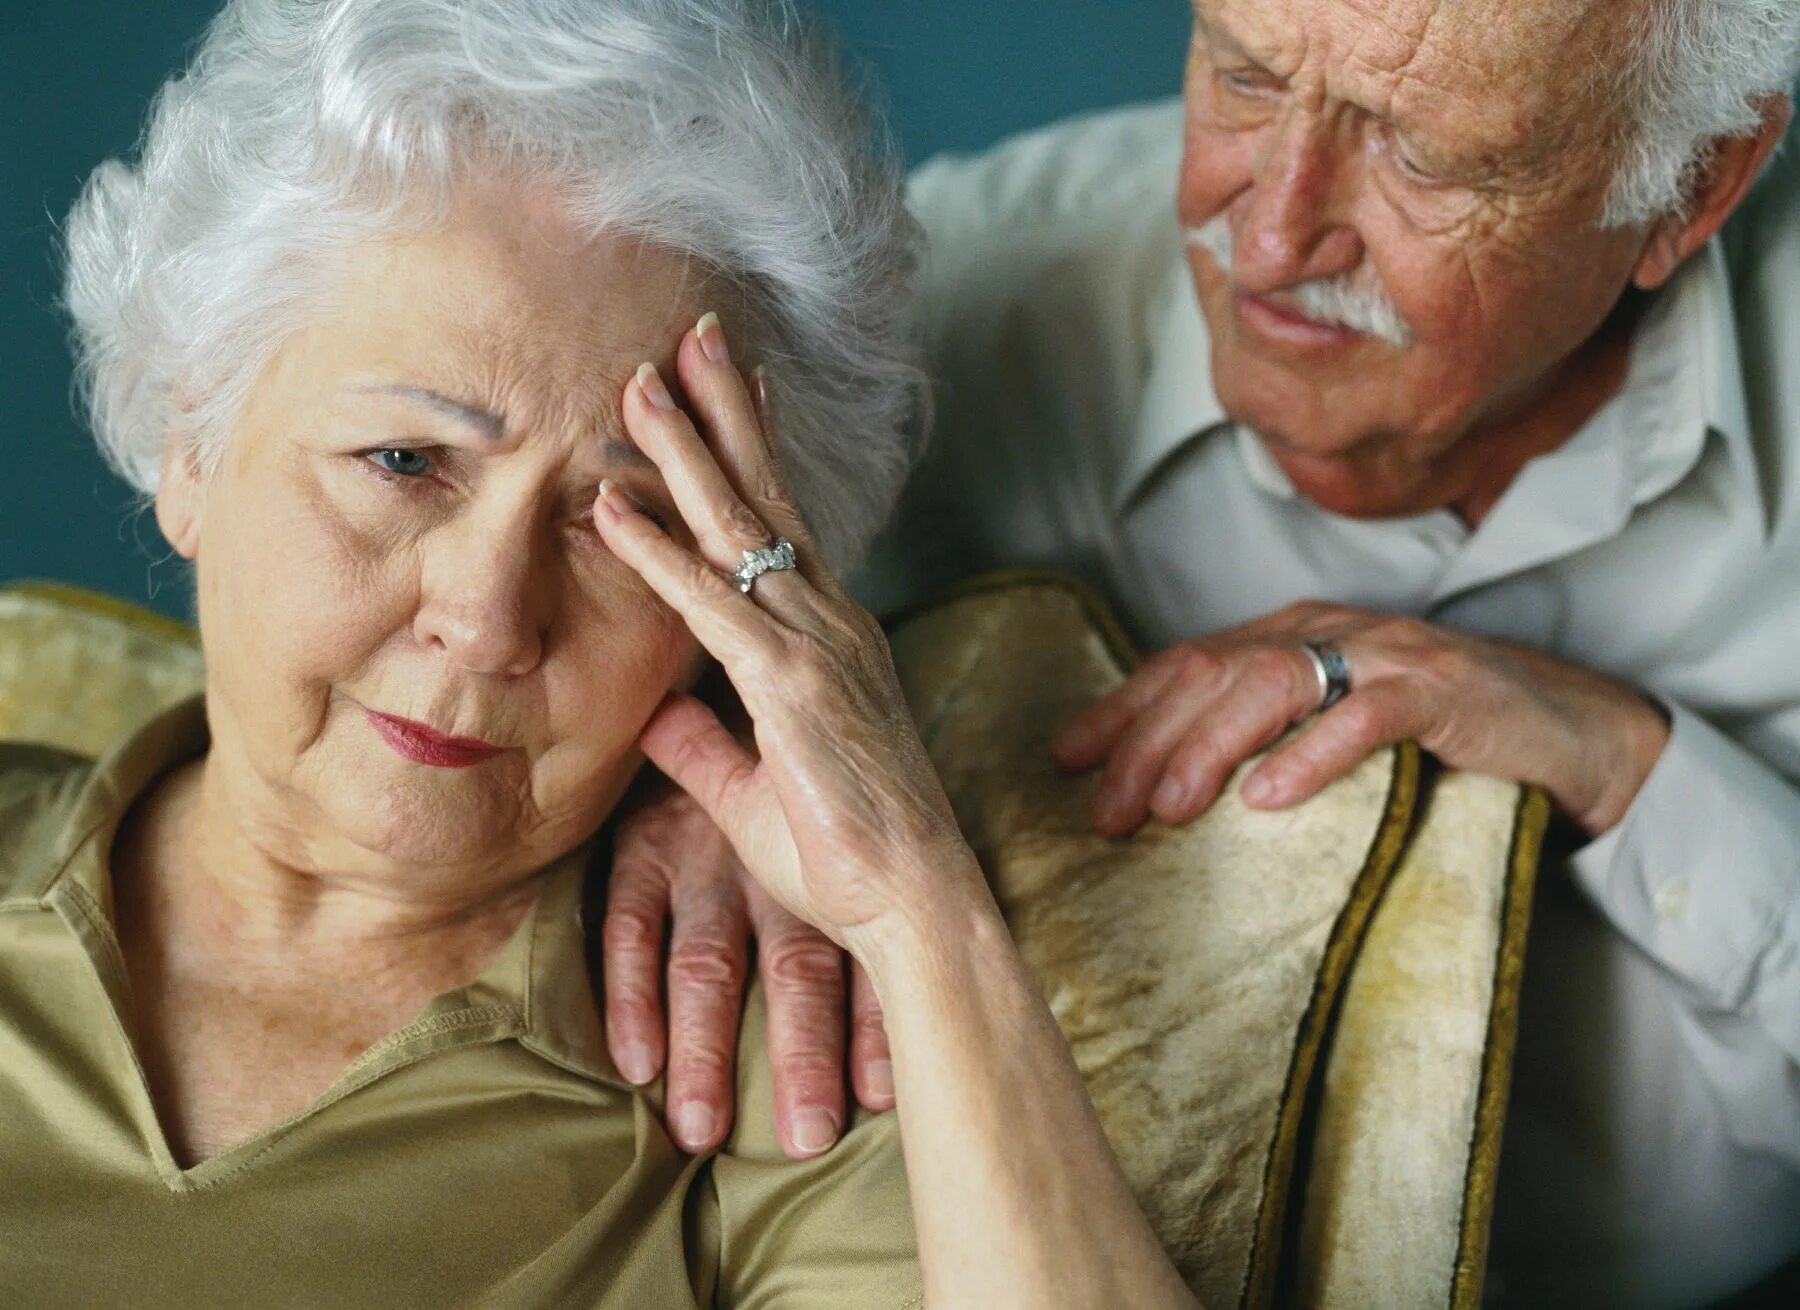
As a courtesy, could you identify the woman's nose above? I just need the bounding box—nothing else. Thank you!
[1231,105,1364,293]
[413,524,548,677]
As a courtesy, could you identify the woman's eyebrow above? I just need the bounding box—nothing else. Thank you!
[596,438,655,471]
[353,383,505,442]
[353,382,654,469]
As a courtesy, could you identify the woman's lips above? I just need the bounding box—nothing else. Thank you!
[363,709,505,768]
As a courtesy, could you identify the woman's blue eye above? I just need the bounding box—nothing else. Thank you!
[368,448,433,478]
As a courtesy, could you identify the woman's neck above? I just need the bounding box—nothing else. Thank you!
[107,752,550,1166]
[120,753,542,996]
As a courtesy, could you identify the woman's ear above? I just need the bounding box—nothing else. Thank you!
[154,434,205,561]
[1631,93,1794,291]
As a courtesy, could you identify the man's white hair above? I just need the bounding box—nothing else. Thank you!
[1603,0,1800,227]
[62,0,926,570]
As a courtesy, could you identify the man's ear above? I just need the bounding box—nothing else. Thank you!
[154,434,206,561]
[1632,93,1794,291]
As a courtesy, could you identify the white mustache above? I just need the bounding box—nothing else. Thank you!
[1185,215,1414,347]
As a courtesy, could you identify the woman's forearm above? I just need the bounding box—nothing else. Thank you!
[853,870,1201,1310]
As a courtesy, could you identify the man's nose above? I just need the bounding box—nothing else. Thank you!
[1231,104,1363,293]
[413,519,548,677]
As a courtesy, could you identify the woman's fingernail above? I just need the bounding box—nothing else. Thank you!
[616,1041,655,1085]
[696,311,731,366]
[791,1107,841,1155]
[636,361,676,410]
[676,1102,717,1150]
[1153,775,1186,815]
[865,1059,894,1100]
[1243,772,1278,806]
[597,478,640,516]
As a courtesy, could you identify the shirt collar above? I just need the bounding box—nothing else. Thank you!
[1114,235,1764,533]
[1682,238,1764,532]
[43,693,626,1091]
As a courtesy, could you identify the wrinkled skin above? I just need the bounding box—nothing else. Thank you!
[611,0,1791,1155]
[131,170,720,1162]
[1181,0,1663,519]
[1063,0,1784,837]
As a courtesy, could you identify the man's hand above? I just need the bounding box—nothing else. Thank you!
[1053,601,1671,837]
[601,781,895,1159]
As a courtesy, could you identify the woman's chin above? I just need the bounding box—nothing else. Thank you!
[319,755,526,872]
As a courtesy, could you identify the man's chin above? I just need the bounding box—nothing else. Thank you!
[1255,438,1429,520]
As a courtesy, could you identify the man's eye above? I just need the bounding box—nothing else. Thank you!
[1378,124,1442,185]
[365,448,435,479]
[1220,67,1278,95]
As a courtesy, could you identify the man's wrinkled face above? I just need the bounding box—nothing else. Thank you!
[1180,0,1653,514]
[161,173,709,887]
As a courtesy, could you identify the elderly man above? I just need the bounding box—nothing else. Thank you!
[603,0,1800,1303]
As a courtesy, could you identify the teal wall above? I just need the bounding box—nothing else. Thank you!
[0,1,1189,618]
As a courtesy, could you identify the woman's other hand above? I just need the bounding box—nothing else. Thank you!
[602,777,894,1158]
[593,311,986,963]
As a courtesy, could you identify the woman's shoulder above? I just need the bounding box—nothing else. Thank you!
[0,740,97,905]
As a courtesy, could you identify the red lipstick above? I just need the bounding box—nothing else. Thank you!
[364,709,505,768]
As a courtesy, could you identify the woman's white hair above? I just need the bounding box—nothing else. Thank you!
[63,0,926,570]
[1603,0,1800,227]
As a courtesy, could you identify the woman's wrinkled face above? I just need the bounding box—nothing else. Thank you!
[159,173,710,883]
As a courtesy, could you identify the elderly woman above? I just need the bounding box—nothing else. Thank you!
[0,0,1197,1305]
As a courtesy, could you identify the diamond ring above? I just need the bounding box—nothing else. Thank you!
[732,539,797,595]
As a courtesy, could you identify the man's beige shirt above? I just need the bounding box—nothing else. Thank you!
[0,695,921,1308]
[857,99,1800,1308]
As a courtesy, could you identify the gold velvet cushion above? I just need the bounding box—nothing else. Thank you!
[0,584,202,754]
[0,576,1544,1308]
[883,574,1545,1310]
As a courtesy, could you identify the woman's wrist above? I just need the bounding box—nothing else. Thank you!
[842,852,1010,1000]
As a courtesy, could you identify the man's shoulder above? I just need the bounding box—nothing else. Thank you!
[0,742,95,905]
[904,99,1185,363]
[908,97,1184,243]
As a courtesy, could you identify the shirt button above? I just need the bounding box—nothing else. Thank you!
[1652,881,1689,919]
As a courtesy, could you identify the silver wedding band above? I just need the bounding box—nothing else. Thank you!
[732,538,797,596]
[1301,639,1352,712]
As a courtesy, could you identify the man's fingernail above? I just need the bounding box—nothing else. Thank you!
[791,1107,841,1155]
[1243,772,1278,806]
[1152,775,1186,815]
[696,311,731,366]
[616,1041,655,1085]
[636,361,676,410]
[865,1060,894,1100]
[675,1102,717,1149]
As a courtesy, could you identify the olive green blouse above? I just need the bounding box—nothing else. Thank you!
[0,696,921,1308]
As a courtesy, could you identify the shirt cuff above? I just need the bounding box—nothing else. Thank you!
[1567,701,1800,1011]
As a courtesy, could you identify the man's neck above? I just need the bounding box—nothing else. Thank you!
[1441,298,1642,529]
[1261,292,1645,530]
